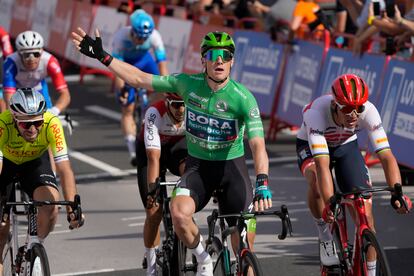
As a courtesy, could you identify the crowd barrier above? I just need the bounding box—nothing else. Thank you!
[0,0,413,169]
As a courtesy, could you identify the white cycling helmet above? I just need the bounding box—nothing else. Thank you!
[10,88,46,117]
[15,31,44,52]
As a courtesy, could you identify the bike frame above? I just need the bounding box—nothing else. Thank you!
[331,187,392,276]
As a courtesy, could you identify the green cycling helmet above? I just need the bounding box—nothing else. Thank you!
[200,31,235,57]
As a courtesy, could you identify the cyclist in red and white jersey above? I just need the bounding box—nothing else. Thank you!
[0,26,13,112]
[296,74,412,270]
[3,31,70,116]
[136,93,186,276]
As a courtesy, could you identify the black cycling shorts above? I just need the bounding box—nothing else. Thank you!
[136,137,187,207]
[0,151,58,199]
[296,138,371,193]
[176,155,254,226]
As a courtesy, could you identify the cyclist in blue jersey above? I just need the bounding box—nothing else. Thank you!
[112,9,169,167]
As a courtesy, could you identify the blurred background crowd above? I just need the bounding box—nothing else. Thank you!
[87,0,414,58]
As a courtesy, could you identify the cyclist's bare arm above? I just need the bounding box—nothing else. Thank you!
[249,137,269,176]
[377,150,402,187]
[146,149,161,185]
[71,28,154,91]
[158,60,169,76]
[54,87,71,113]
[314,155,334,203]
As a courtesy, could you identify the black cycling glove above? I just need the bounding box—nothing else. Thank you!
[79,34,113,66]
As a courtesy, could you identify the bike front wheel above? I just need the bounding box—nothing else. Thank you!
[29,243,50,276]
[2,238,15,276]
[360,229,391,276]
[239,250,263,276]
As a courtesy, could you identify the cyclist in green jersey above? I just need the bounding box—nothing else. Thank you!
[72,28,272,276]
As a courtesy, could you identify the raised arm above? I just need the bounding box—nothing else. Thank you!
[71,28,154,91]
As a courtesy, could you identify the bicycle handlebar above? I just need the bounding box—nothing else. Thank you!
[207,205,293,241]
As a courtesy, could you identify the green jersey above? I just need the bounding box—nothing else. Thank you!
[152,73,264,161]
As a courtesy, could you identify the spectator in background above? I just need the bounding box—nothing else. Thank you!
[247,0,296,41]
[288,0,326,42]
[335,0,358,48]
[0,26,13,112]
[392,1,414,49]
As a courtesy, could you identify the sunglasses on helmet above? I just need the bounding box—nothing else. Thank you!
[20,51,42,60]
[204,49,233,62]
[167,99,185,109]
[335,101,365,115]
[15,118,44,129]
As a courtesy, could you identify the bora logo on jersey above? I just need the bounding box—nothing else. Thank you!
[186,108,238,142]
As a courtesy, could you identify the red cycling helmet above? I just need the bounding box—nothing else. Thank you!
[331,74,368,106]
[166,93,182,101]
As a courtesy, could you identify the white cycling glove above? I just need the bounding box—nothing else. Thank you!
[47,106,60,116]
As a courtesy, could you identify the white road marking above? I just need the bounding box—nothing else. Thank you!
[54,269,115,276]
[122,216,147,221]
[85,105,121,121]
[69,150,123,174]
[128,222,145,227]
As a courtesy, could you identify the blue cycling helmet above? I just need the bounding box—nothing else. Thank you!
[130,9,154,39]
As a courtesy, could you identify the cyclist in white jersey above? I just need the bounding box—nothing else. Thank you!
[112,9,169,167]
[3,31,70,116]
[296,74,412,269]
[137,93,186,276]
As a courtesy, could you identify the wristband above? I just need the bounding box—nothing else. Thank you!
[100,51,113,67]
[48,106,60,116]
[256,174,269,187]
[398,18,405,26]
[367,15,375,26]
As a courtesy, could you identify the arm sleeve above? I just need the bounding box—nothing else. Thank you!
[150,30,167,63]
[144,107,162,150]
[360,102,390,153]
[243,91,264,139]
[46,56,68,92]
[3,57,17,94]
[152,74,183,95]
[304,109,329,156]
[46,116,69,163]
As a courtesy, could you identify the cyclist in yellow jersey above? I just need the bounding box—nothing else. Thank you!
[0,88,84,275]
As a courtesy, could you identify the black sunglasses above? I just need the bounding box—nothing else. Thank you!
[16,119,44,129]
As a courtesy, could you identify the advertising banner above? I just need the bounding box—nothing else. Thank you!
[0,0,15,30]
[9,0,34,37]
[48,0,75,57]
[82,5,128,69]
[158,17,193,74]
[377,59,414,167]
[230,31,284,116]
[276,40,324,126]
[31,0,58,46]
[64,1,95,66]
[316,48,386,102]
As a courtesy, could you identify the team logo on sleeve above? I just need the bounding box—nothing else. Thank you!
[215,100,228,112]
[249,107,260,119]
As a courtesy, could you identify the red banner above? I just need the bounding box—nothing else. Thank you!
[48,0,76,57]
[9,0,34,37]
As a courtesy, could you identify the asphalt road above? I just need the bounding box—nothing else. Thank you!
[40,77,414,276]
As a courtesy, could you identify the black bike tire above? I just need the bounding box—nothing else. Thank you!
[29,243,50,276]
[2,238,15,276]
[360,229,391,276]
[206,236,225,275]
[170,234,188,276]
[240,250,263,276]
[323,221,347,276]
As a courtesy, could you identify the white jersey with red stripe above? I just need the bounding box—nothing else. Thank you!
[297,94,390,157]
[139,100,185,150]
[3,51,67,95]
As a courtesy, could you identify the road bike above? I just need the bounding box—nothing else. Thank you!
[321,184,408,276]
[1,182,82,276]
[149,178,197,276]
[205,205,293,276]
